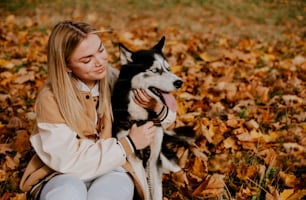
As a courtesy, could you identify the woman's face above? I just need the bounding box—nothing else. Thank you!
[68,34,108,88]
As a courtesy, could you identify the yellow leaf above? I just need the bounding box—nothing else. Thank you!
[170,65,183,73]
[177,102,187,115]
[0,76,15,85]
[279,171,298,187]
[263,53,276,61]
[191,157,207,180]
[223,136,236,149]
[0,59,14,69]
[0,121,5,128]
[208,124,216,138]
[281,189,306,200]
[263,131,279,143]
[250,129,263,140]
[280,189,294,200]
[199,52,217,62]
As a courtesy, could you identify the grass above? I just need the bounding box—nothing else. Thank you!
[1,0,305,28]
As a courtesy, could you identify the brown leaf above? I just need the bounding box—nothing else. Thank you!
[192,174,225,197]
[170,170,188,188]
[177,148,189,169]
[279,171,299,188]
[14,130,31,153]
[237,164,258,180]
[0,144,13,154]
[14,70,35,84]
[257,148,278,167]
[9,193,27,200]
[283,143,305,153]
[265,185,280,200]
[190,157,208,180]
[7,116,25,129]
[4,155,17,170]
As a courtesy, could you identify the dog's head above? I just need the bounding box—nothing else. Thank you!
[119,36,182,104]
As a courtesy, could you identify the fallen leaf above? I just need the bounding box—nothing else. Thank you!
[279,171,298,188]
[14,130,31,153]
[280,189,294,200]
[0,144,13,154]
[4,155,17,170]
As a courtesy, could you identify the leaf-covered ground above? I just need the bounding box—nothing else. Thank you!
[0,0,305,199]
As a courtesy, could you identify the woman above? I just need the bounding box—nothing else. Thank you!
[20,20,177,200]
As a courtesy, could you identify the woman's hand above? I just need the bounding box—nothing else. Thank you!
[128,121,156,150]
[133,89,164,114]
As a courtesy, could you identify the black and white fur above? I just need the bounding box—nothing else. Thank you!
[112,37,183,200]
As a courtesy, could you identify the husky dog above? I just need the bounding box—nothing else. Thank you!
[112,37,183,200]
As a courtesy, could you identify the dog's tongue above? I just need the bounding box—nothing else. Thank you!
[161,93,178,112]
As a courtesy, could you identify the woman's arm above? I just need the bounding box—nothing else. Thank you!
[31,122,131,181]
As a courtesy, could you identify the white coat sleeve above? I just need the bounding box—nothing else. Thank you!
[30,122,127,181]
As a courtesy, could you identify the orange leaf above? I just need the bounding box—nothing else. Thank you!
[279,171,298,188]
[14,130,31,153]
[191,157,207,180]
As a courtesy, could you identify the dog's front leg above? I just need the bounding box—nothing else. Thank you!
[147,128,164,200]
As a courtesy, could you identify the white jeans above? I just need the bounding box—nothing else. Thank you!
[39,169,134,200]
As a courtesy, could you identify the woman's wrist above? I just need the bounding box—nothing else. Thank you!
[126,135,136,151]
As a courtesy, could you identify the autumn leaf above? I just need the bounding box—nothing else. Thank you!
[279,171,299,188]
[0,144,13,154]
[13,130,31,153]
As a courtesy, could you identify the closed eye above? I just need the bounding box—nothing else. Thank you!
[81,57,91,64]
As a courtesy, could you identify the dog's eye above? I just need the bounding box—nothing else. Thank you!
[150,68,159,73]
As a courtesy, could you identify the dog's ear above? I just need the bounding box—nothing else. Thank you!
[119,43,133,65]
[152,36,165,52]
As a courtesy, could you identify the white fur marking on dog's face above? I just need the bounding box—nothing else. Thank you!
[131,54,182,100]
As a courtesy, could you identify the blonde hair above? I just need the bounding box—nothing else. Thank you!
[47,20,112,134]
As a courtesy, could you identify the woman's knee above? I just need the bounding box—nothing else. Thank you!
[40,174,87,200]
[88,172,134,200]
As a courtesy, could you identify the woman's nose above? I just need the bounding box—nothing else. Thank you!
[95,55,107,67]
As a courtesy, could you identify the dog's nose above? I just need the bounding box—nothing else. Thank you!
[173,80,183,89]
